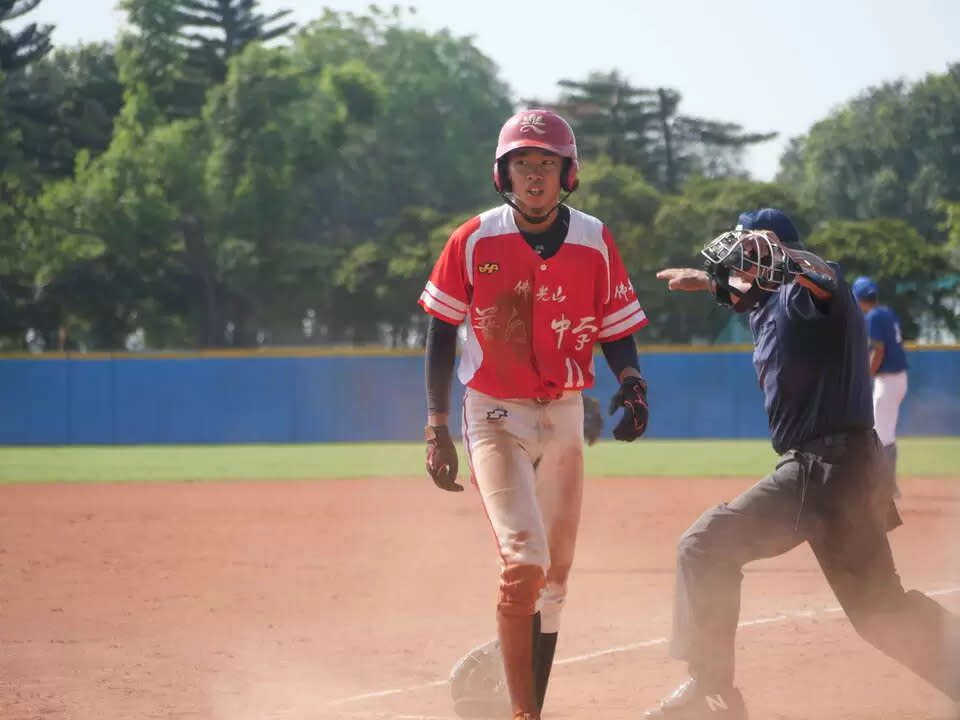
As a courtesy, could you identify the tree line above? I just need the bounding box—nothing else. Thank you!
[1,0,958,351]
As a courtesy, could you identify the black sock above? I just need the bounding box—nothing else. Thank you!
[531,612,558,711]
[531,611,541,675]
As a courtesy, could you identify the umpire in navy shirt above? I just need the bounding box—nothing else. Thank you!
[645,209,960,720]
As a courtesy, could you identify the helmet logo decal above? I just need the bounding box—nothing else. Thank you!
[519,114,547,135]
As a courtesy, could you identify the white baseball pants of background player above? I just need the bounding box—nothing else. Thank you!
[874,370,908,497]
[462,386,585,635]
[873,370,908,447]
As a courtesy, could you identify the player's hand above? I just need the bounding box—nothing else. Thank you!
[608,375,649,442]
[656,268,713,292]
[425,425,463,492]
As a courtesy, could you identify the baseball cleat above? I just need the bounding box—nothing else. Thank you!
[644,677,747,719]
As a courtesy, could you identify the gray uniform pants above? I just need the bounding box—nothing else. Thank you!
[669,430,960,700]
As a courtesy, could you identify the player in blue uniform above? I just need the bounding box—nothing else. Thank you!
[852,276,909,498]
[647,209,959,719]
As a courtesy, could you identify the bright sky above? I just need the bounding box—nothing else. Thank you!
[11,0,960,180]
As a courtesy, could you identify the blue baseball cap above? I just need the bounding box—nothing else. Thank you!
[852,276,879,300]
[737,208,802,248]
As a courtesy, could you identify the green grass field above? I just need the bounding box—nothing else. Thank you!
[0,437,958,484]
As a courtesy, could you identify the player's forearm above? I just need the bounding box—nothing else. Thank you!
[425,315,459,425]
[600,334,642,382]
[868,346,884,377]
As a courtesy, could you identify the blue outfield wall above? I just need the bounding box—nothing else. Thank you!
[1,349,957,445]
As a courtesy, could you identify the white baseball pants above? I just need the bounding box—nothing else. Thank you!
[873,371,908,446]
[462,387,584,633]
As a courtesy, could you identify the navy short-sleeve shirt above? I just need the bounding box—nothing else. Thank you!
[749,276,874,453]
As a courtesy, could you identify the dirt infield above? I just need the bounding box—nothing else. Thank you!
[1,475,958,720]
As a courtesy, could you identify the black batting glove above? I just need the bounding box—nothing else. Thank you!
[608,375,649,442]
[425,425,463,492]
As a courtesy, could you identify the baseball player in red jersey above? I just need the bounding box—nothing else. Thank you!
[419,109,650,720]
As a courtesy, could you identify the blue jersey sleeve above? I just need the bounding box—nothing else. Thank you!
[866,308,893,347]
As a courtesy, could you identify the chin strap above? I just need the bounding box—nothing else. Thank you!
[499,191,572,225]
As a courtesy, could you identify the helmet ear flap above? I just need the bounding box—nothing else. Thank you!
[492,158,511,193]
[495,157,576,194]
[562,158,579,193]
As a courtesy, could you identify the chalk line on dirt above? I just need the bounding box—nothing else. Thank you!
[326,584,960,708]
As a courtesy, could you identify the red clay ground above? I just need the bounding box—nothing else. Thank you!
[1,475,958,720]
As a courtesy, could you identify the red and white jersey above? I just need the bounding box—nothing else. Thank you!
[419,204,647,399]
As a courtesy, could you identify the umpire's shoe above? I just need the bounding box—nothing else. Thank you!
[644,677,747,719]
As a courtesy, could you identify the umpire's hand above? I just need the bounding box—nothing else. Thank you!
[608,375,649,441]
[425,425,463,491]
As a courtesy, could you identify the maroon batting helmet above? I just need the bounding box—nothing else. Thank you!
[492,110,579,193]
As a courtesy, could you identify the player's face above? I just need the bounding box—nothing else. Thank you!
[507,148,563,213]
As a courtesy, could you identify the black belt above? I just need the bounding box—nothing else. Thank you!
[796,428,874,457]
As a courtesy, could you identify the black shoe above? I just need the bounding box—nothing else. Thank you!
[644,677,747,719]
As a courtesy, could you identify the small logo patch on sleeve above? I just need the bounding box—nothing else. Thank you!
[478,263,500,274]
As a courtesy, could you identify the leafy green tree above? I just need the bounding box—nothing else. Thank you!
[116,0,188,119]
[0,0,54,347]
[286,8,513,342]
[646,178,813,343]
[807,218,957,340]
[202,42,383,344]
[334,206,446,345]
[573,155,662,271]
[777,64,960,240]
[118,0,294,120]
[0,0,54,182]
[4,43,123,183]
[775,66,960,339]
[295,8,513,236]
[25,90,190,349]
[18,10,388,349]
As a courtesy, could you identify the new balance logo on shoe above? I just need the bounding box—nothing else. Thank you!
[644,677,747,719]
[705,694,729,711]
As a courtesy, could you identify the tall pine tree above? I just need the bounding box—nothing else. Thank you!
[177,0,295,83]
[0,0,52,73]
[119,0,295,119]
[532,71,776,193]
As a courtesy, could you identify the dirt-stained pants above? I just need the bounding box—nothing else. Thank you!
[463,387,585,633]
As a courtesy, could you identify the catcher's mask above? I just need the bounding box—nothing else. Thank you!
[492,109,579,225]
[449,638,510,719]
[701,229,795,292]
